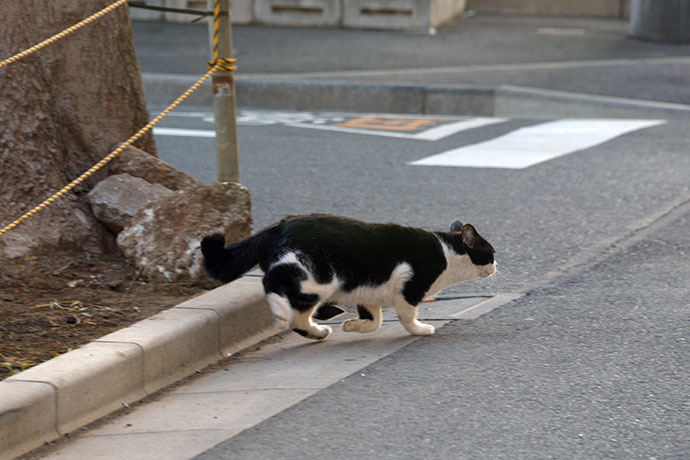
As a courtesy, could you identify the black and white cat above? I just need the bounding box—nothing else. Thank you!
[201,214,496,340]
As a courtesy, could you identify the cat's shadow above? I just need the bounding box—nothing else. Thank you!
[288,328,418,352]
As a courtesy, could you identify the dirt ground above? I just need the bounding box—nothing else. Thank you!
[0,250,204,380]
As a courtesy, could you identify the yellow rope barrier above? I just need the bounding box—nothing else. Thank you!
[0,0,128,70]
[0,66,218,238]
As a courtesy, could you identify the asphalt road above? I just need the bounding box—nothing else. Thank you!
[148,111,690,459]
[125,14,690,459]
[152,109,690,297]
[133,15,690,105]
[195,206,689,460]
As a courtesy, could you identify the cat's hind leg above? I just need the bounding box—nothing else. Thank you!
[265,292,332,340]
[265,293,293,329]
[289,294,332,340]
[263,261,332,340]
[394,302,435,336]
[342,305,383,333]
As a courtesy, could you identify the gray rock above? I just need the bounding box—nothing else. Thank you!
[116,181,252,285]
[110,146,202,191]
[87,173,173,233]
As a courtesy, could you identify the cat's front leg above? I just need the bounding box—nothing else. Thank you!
[342,305,382,333]
[394,302,435,336]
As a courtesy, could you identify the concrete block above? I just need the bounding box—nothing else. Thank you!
[343,0,465,29]
[6,342,145,436]
[423,85,496,116]
[465,0,628,18]
[254,0,342,26]
[629,0,690,42]
[430,0,466,26]
[175,277,277,355]
[142,73,213,108]
[95,308,222,394]
[230,0,254,23]
[236,80,427,113]
[494,85,690,120]
[131,0,253,23]
[165,0,207,23]
[0,381,58,460]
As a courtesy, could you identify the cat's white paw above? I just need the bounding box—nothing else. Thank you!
[293,324,332,340]
[409,323,435,336]
[273,316,290,330]
[342,318,362,332]
[342,318,379,333]
[308,325,332,340]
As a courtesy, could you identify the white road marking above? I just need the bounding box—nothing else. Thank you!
[410,119,666,169]
[153,127,216,137]
[154,113,507,141]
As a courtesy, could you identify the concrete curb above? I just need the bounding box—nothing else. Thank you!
[0,276,276,460]
[143,73,690,120]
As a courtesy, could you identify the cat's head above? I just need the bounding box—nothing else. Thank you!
[450,220,497,278]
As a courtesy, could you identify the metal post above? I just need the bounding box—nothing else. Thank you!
[208,0,240,183]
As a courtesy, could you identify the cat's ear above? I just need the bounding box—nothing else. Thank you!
[450,220,464,233]
[461,224,479,248]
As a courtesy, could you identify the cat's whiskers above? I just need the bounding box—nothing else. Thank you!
[486,267,510,293]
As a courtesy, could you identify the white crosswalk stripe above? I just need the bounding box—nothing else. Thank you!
[410,119,665,169]
[154,111,666,170]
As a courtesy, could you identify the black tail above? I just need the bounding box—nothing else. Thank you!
[201,229,276,283]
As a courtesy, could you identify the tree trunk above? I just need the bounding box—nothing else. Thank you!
[0,0,156,259]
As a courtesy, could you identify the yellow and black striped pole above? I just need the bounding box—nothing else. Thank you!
[207,0,240,183]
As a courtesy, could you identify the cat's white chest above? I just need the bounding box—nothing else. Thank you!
[424,241,476,297]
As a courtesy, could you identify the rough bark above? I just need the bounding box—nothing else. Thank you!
[0,0,155,258]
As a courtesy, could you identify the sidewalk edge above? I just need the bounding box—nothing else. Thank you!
[0,276,275,460]
[142,73,690,119]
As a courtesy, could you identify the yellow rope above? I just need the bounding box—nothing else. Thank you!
[0,66,218,238]
[0,0,128,70]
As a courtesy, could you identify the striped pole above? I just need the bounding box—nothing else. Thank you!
[207,0,240,183]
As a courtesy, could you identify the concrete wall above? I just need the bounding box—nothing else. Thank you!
[131,0,467,28]
[131,0,633,25]
[629,0,690,42]
[130,0,253,24]
[465,0,630,18]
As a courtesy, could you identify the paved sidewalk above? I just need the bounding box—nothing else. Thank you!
[31,295,517,460]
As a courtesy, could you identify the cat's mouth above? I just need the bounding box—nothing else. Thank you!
[480,262,497,278]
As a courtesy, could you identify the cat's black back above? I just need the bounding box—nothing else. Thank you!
[264,214,445,286]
